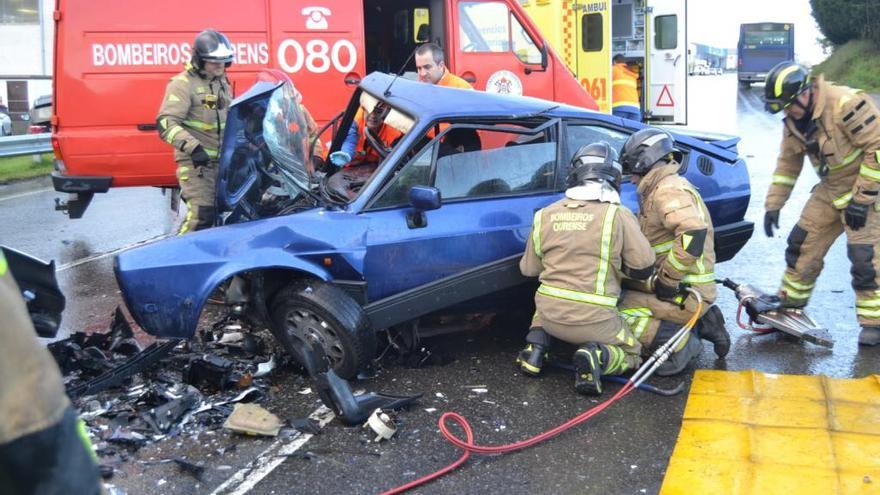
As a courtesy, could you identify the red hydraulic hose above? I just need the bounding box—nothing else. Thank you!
[380,293,703,495]
[379,383,634,495]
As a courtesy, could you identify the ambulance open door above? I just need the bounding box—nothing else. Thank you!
[575,1,612,114]
[646,0,686,124]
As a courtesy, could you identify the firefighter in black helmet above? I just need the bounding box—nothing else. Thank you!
[762,61,880,346]
[518,142,655,395]
[157,29,234,234]
[617,127,731,375]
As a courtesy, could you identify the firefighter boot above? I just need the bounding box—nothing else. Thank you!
[696,305,730,358]
[859,326,880,346]
[516,327,551,376]
[655,329,702,377]
[572,344,604,396]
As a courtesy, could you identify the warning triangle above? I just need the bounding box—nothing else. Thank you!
[656,85,675,107]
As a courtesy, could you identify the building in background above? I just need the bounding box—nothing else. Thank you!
[0,0,53,134]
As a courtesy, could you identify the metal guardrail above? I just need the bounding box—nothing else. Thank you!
[0,133,52,158]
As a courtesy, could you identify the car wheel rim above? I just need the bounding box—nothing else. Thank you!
[284,307,346,367]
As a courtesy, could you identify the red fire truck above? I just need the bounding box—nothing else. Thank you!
[51,0,598,217]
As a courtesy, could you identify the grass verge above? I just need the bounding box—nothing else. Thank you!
[812,39,880,92]
[0,153,54,183]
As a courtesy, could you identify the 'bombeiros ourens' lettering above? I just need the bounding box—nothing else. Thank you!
[91,42,270,67]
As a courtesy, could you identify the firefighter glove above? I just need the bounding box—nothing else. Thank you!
[655,278,688,308]
[191,145,210,167]
[764,209,780,237]
[844,201,870,231]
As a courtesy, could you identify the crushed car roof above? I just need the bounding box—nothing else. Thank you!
[360,72,590,121]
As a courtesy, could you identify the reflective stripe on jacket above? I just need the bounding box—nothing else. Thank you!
[520,198,655,326]
[157,67,232,163]
[636,162,717,303]
[612,63,640,109]
[766,75,880,211]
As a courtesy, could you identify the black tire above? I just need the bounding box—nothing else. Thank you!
[269,280,374,379]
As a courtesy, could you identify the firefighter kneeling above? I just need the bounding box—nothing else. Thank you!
[617,129,731,372]
[517,143,655,395]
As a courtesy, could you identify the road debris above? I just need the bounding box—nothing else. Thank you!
[363,408,397,442]
[223,403,284,437]
[47,307,296,460]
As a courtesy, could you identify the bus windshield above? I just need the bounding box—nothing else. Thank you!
[743,29,791,47]
[737,23,794,83]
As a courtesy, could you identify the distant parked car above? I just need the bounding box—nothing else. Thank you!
[28,94,52,134]
[0,113,10,136]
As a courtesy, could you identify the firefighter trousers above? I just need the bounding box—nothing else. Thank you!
[618,289,711,354]
[780,184,880,326]
[176,158,217,235]
[531,312,642,372]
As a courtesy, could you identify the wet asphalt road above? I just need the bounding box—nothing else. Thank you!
[1,73,878,495]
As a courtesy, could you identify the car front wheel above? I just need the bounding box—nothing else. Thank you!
[269,280,374,379]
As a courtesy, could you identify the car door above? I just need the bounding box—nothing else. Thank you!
[359,119,562,301]
[646,0,687,124]
[448,0,552,98]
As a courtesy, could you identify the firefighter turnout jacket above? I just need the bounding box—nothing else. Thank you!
[157,66,232,162]
[767,75,880,212]
[520,196,655,327]
[636,162,717,303]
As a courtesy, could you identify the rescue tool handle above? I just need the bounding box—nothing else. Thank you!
[718,278,739,291]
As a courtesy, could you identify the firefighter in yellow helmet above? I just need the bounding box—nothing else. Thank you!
[157,29,234,234]
[518,142,655,395]
[617,128,731,375]
[762,61,880,346]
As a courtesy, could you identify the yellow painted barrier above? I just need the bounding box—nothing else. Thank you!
[661,370,880,494]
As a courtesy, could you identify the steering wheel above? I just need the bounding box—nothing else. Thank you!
[364,126,390,160]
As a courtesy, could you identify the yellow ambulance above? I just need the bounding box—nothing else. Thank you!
[520,0,688,124]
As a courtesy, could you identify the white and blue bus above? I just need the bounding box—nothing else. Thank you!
[737,22,794,87]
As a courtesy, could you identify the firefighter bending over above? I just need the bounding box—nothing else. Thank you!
[518,142,655,395]
[617,128,731,376]
[762,61,880,346]
[157,29,234,234]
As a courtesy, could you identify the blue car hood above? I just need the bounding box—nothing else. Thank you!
[115,209,369,338]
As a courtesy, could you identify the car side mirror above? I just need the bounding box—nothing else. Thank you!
[407,186,441,229]
[524,44,548,75]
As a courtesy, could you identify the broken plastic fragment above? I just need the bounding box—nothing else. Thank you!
[254,355,276,378]
[363,408,397,442]
[223,403,283,437]
[218,332,244,344]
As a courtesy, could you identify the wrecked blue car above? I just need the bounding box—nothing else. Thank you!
[116,73,753,379]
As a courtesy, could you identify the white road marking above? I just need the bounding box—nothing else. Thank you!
[210,402,340,495]
[0,187,53,202]
[57,233,173,272]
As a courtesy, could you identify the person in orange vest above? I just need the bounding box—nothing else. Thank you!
[414,43,473,89]
[331,102,402,167]
[612,54,642,122]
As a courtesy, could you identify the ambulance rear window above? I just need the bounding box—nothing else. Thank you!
[582,14,603,52]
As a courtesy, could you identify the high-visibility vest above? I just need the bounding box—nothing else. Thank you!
[612,63,640,108]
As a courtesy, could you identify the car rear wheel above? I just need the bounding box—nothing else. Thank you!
[269,280,374,379]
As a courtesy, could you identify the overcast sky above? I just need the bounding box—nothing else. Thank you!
[688,0,827,65]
